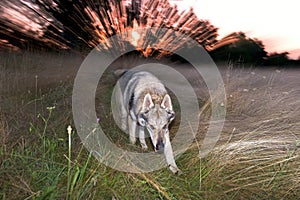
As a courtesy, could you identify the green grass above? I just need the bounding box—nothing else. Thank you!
[0,52,300,199]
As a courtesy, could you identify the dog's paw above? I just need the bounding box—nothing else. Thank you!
[129,136,136,145]
[141,143,148,150]
[120,123,127,132]
[169,165,181,175]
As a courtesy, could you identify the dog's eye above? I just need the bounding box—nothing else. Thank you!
[149,125,155,130]
[163,124,168,130]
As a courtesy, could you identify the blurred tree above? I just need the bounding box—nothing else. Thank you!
[265,52,289,66]
[0,0,219,54]
[210,32,267,64]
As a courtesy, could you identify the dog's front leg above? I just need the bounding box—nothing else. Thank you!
[138,126,148,150]
[120,107,127,131]
[128,116,137,144]
[164,138,180,174]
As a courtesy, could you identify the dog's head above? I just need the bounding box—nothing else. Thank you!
[138,93,175,153]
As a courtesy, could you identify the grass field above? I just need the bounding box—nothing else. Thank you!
[0,51,299,199]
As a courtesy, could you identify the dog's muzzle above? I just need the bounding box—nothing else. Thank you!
[155,138,164,154]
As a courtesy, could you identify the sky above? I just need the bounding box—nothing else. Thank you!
[170,0,300,59]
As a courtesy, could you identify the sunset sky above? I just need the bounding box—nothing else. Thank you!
[171,0,300,59]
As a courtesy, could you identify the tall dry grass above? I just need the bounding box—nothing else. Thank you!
[0,51,299,199]
[189,65,300,198]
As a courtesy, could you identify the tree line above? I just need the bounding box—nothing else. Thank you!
[0,0,299,66]
[209,32,299,66]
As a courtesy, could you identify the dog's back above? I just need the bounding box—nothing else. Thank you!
[115,70,167,112]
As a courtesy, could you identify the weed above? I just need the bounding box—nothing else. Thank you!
[0,52,299,199]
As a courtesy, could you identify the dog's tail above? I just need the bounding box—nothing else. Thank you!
[112,69,128,79]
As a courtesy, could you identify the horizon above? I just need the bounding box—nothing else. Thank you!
[171,0,300,59]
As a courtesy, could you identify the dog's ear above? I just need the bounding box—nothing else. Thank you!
[143,93,154,110]
[161,94,173,111]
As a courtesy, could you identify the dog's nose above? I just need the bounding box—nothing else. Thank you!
[155,138,164,154]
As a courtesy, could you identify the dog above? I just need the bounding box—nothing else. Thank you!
[112,69,180,174]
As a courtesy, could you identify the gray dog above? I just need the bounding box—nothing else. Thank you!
[112,70,180,174]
